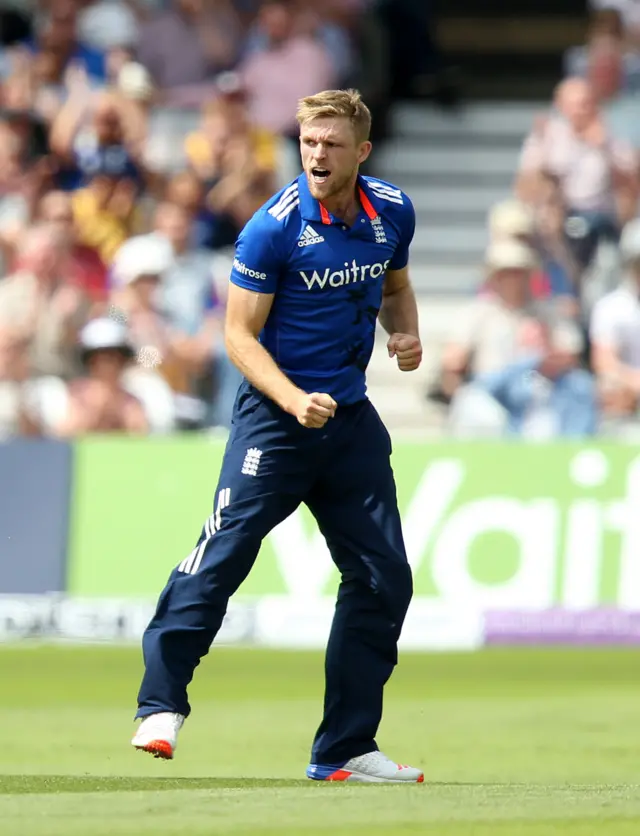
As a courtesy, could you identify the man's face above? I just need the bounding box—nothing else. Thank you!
[94,104,123,145]
[559,83,597,132]
[39,192,74,236]
[493,267,531,307]
[260,3,293,43]
[300,117,371,202]
[26,241,64,282]
[88,349,128,382]
[156,206,191,253]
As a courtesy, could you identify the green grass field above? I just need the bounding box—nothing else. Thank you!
[1,646,640,835]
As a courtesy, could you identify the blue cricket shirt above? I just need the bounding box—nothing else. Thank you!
[229,173,416,405]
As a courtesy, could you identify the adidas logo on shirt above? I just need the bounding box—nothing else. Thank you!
[298,225,325,247]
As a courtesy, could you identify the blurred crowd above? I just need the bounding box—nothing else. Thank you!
[430,3,640,441]
[0,0,442,439]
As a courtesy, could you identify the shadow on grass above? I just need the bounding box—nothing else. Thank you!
[0,776,312,795]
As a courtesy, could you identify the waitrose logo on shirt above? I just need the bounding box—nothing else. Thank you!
[300,259,391,290]
[233,259,268,280]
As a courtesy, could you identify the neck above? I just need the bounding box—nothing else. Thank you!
[321,177,359,221]
[94,374,120,390]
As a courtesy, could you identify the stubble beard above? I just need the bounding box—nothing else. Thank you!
[306,165,358,204]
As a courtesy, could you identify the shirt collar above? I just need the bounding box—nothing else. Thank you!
[297,172,379,225]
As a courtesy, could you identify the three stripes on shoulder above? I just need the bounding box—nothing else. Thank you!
[269,184,299,221]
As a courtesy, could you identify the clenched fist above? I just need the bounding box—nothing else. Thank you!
[293,392,337,428]
[387,333,422,372]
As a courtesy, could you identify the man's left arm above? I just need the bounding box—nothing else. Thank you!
[379,265,422,372]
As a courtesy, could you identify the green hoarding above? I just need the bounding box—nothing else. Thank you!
[67,438,640,608]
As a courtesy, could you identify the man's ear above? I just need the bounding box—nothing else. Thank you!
[357,141,373,165]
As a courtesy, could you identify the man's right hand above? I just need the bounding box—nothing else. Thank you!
[291,392,337,428]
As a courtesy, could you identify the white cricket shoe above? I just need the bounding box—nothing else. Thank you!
[306,750,424,783]
[131,712,185,760]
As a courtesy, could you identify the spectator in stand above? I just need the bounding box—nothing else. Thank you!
[114,61,156,152]
[450,320,597,440]
[184,72,280,241]
[109,232,216,429]
[184,73,279,187]
[26,0,108,85]
[444,241,596,438]
[590,217,640,436]
[50,71,145,192]
[586,37,640,152]
[0,53,53,271]
[0,223,90,381]
[589,0,640,46]
[244,0,355,86]
[36,189,109,308]
[47,317,149,436]
[164,170,221,251]
[531,177,583,320]
[239,0,336,139]
[70,166,143,265]
[153,201,220,371]
[137,0,242,99]
[516,77,639,271]
[440,240,548,402]
[565,7,640,93]
[487,197,581,320]
[152,201,240,427]
[109,233,176,373]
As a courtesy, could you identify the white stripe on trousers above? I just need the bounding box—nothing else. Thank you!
[178,488,231,575]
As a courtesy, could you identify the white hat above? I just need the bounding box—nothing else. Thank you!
[486,239,537,272]
[79,317,134,359]
[118,62,154,101]
[111,234,174,286]
[620,218,640,262]
[77,1,139,51]
[488,200,535,239]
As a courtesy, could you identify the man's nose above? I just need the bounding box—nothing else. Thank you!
[314,144,327,159]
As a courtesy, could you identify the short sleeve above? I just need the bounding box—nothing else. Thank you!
[388,194,416,270]
[590,295,622,347]
[229,212,286,294]
[610,138,638,175]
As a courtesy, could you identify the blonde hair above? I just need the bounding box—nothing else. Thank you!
[296,89,372,143]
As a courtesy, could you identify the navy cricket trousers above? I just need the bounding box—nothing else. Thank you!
[136,381,413,765]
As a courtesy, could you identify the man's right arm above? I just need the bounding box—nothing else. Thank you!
[225,212,337,428]
[225,284,299,412]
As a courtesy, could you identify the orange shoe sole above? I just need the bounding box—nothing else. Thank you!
[135,739,174,760]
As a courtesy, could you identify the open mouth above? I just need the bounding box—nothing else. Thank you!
[311,167,331,184]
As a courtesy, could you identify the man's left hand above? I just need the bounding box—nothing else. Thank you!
[387,333,422,372]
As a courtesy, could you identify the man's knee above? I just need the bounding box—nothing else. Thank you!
[379,560,413,621]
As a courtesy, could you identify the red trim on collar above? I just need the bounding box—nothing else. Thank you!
[358,187,378,220]
[319,186,377,224]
